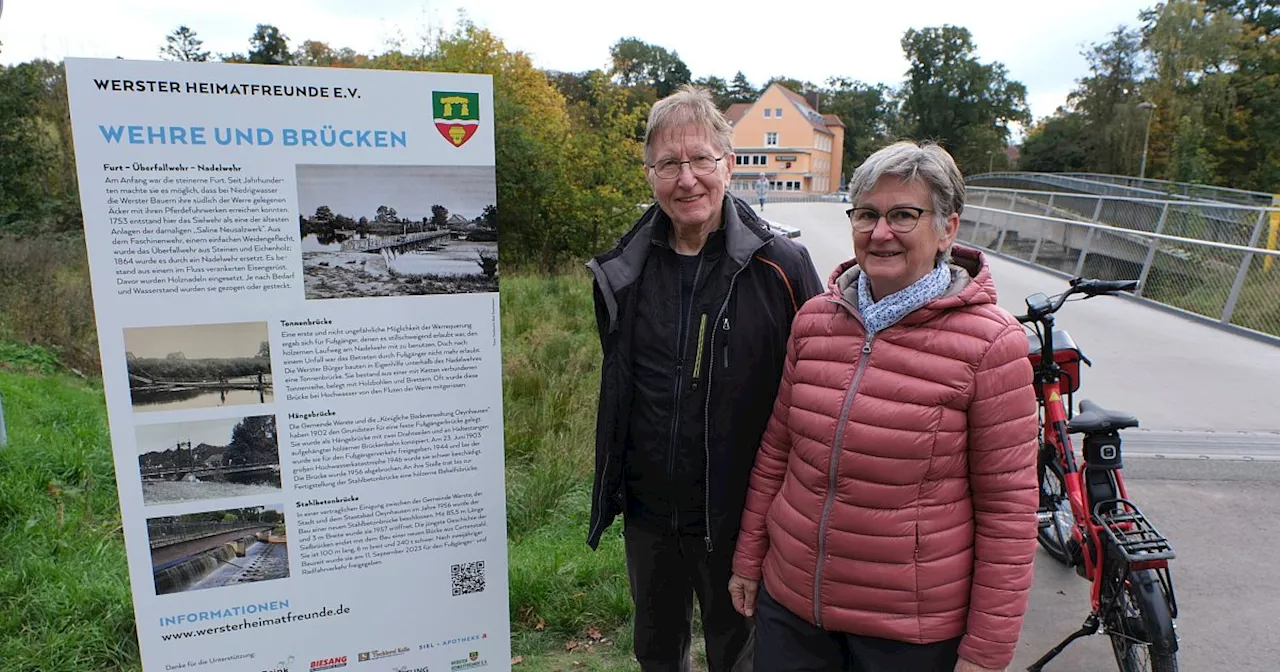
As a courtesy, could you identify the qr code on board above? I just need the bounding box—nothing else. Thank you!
[451,560,486,596]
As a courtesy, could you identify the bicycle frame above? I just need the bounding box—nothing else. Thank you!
[1024,279,1179,672]
[1030,315,1148,610]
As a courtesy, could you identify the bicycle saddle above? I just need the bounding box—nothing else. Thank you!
[1068,399,1139,434]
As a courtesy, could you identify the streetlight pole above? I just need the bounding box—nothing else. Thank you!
[1138,101,1157,180]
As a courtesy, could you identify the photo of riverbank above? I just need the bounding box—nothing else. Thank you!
[148,504,288,595]
[135,415,281,506]
[296,164,499,300]
[124,321,273,412]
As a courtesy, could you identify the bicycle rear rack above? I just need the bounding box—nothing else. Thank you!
[1092,498,1176,564]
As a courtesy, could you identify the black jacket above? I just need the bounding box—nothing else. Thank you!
[586,194,823,551]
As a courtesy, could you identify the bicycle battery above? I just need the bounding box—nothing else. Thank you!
[1084,431,1123,469]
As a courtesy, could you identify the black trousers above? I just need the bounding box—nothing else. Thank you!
[754,584,961,672]
[623,524,754,672]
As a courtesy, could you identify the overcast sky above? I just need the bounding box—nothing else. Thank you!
[124,321,269,359]
[135,416,250,454]
[0,0,1155,128]
[296,165,496,221]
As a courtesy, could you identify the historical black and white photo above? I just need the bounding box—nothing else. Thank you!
[297,164,499,299]
[124,321,273,412]
[135,415,282,506]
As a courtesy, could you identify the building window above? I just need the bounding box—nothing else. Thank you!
[764,108,771,117]
[775,108,782,117]
[735,154,768,166]
[765,132,778,146]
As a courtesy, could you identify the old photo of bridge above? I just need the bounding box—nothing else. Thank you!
[296,164,499,300]
[124,321,273,413]
[135,415,281,507]
[148,504,289,595]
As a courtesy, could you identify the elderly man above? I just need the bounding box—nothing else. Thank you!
[586,85,823,672]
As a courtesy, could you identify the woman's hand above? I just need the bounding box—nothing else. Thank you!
[727,574,759,617]
[955,658,1005,672]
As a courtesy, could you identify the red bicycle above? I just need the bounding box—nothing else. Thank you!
[1019,278,1179,672]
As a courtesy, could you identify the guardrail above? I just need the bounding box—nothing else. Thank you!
[960,204,1280,342]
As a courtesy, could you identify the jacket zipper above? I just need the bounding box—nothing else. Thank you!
[668,257,703,531]
[812,333,875,627]
[701,265,748,552]
[691,314,708,391]
[721,317,731,368]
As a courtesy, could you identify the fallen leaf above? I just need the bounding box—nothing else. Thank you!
[564,640,580,651]
[586,625,602,640]
[535,619,546,631]
[573,662,586,668]
[511,656,524,665]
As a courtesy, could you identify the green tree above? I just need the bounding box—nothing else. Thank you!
[822,77,897,176]
[247,24,292,65]
[608,38,692,100]
[727,71,757,104]
[1066,26,1147,175]
[1020,111,1092,172]
[374,205,398,223]
[160,26,209,62]
[693,75,730,109]
[897,25,1031,172]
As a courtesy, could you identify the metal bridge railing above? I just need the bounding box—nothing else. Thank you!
[1055,172,1275,207]
[959,204,1280,341]
[146,520,269,549]
[968,186,1278,249]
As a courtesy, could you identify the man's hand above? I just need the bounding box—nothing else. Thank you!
[728,574,759,617]
[955,658,1005,672]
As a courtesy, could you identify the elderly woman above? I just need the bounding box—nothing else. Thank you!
[727,141,1039,672]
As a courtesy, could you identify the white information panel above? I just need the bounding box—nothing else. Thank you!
[65,58,508,672]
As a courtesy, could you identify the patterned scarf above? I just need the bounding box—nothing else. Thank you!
[857,261,953,335]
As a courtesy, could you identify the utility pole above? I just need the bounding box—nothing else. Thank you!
[1138,102,1157,180]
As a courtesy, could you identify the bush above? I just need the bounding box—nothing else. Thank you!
[0,235,99,374]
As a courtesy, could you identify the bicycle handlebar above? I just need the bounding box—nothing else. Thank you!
[1015,277,1138,324]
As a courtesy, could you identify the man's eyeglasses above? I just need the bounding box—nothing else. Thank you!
[648,155,725,179]
[846,206,934,233]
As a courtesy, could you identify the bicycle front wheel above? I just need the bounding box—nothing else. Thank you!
[1036,455,1077,566]
[1105,568,1179,672]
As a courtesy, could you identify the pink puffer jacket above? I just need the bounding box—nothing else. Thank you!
[732,246,1039,670]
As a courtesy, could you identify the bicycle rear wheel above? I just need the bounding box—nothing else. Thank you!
[1105,568,1179,672]
[1036,455,1077,566]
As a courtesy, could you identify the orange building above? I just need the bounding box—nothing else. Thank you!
[725,83,845,196]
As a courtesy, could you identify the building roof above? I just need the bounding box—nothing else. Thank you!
[724,103,751,125]
[822,113,846,129]
[773,84,834,135]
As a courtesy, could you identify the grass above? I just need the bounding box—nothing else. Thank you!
[0,271,649,671]
[0,358,139,671]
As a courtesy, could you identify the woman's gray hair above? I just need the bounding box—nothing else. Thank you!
[847,140,965,237]
[643,84,734,164]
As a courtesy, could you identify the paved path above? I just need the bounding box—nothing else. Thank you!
[759,202,1280,670]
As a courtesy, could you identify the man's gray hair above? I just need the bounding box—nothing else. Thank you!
[847,140,965,236]
[643,84,734,164]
